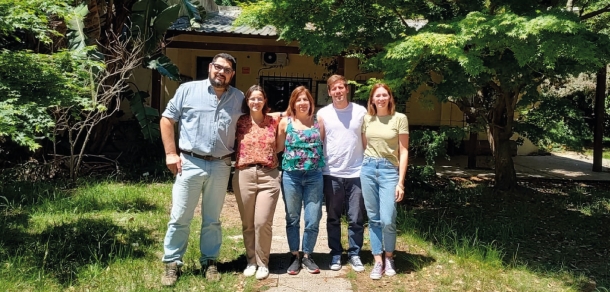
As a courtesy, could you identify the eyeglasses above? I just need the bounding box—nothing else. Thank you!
[210,63,234,74]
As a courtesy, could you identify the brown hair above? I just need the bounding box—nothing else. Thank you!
[367,83,396,116]
[326,74,347,89]
[242,85,270,114]
[286,86,315,117]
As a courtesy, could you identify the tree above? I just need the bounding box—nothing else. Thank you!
[239,0,610,190]
[576,0,610,172]
[0,0,95,151]
[0,0,199,178]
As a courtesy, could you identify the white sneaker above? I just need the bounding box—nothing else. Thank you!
[243,264,257,277]
[384,257,396,276]
[256,266,269,280]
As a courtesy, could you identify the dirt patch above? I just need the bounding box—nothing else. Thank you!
[191,191,242,228]
[220,192,242,228]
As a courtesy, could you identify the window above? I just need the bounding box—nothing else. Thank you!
[259,76,312,112]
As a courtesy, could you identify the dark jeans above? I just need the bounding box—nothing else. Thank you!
[323,175,365,257]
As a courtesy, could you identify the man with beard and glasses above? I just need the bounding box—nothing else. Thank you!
[159,53,244,286]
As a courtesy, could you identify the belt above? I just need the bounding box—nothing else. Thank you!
[181,150,232,161]
[245,163,268,168]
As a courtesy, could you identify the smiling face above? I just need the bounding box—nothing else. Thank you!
[367,83,395,115]
[328,79,349,109]
[372,87,390,110]
[248,90,266,113]
[295,93,311,115]
[208,57,235,88]
[287,86,315,117]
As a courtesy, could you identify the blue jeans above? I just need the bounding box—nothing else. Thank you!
[162,154,232,265]
[324,175,365,257]
[282,169,323,255]
[360,156,398,255]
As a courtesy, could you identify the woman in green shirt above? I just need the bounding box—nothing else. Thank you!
[360,83,409,280]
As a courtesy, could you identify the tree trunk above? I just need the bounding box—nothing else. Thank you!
[488,126,517,191]
[468,131,478,169]
[593,64,607,172]
[487,90,518,191]
[466,115,478,169]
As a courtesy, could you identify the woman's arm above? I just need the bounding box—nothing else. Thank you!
[276,117,287,153]
[395,133,410,202]
[317,115,325,141]
[361,133,367,149]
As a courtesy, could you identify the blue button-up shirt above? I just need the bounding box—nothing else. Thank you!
[162,79,244,158]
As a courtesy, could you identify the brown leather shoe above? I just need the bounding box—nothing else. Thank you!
[203,260,221,282]
[161,262,180,286]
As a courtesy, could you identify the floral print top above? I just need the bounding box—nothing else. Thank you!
[281,116,325,171]
[235,114,279,169]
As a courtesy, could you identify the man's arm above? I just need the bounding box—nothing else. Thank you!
[161,116,181,176]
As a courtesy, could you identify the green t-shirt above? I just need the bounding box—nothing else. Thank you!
[362,113,409,166]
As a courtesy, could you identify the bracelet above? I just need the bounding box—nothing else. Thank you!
[396,184,404,190]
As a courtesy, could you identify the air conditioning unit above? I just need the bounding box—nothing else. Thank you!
[262,52,288,66]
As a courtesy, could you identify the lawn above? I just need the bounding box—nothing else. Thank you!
[1,177,608,291]
[0,179,256,292]
[346,179,610,292]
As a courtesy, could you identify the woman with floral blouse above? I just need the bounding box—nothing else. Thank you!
[276,86,325,275]
[232,85,280,280]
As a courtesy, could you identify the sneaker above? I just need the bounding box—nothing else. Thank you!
[370,262,383,280]
[329,254,342,271]
[243,264,257,277]
[256,266,269,280]
[161,262,180,286]
[384,256,396,276]
[348,256,365,272]
[301,256,320,274]
[203,260,221,281]
[287,254,301,275]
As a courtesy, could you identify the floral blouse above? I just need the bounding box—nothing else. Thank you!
[281,116,325,171]
[235,115,279,169]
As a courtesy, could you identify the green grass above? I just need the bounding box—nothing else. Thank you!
[583,148,610,160]
[0,179,257,292]
[2,178,609,291]
[346,180,610,291]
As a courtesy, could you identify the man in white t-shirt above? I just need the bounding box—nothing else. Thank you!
[317,74,367,272]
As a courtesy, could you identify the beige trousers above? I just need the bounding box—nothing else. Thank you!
[232,165,280,267]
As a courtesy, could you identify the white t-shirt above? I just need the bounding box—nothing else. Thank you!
[318,102,367,177]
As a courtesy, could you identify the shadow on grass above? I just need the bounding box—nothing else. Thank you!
[358,250,436,274]
[402,180,610,288]
[28,218,154,286]
[0,194,156,287]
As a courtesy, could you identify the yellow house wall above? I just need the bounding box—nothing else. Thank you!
[146,34,538,154]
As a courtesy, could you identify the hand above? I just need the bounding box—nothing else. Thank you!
[395,184,404,202]
[166,153,182,176]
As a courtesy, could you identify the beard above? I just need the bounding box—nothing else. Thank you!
[209,74,230,88]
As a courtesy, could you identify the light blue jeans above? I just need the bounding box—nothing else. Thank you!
[360,156,399,255]
[162,154,232,265]
[282,169,323,255]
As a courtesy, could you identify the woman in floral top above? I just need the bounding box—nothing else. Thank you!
[232,85,280,280]
[276,86,326,275]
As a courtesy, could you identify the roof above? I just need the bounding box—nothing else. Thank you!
[168,5,427,37]
[169,6,278,36]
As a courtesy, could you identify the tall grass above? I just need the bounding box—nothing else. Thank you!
[0,179,255,292]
